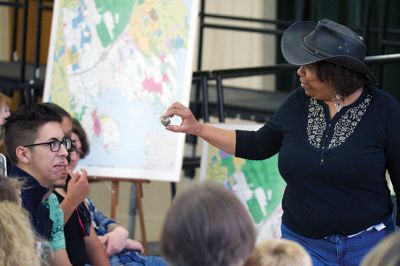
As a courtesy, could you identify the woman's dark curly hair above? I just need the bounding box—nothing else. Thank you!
[314,61,367,97]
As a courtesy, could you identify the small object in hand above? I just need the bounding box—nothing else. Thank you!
[160,115,171,126]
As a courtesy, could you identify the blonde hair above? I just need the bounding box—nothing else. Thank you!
[361,232,400,266]
[0,93,11,154]
[0,201,40,266]
[244,239,312,266]
[0,176,23,204]
[0,93,11,106]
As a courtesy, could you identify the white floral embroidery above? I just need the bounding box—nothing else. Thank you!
[328,96,372,148]
[307,95,372,149]
[307,98,326,148]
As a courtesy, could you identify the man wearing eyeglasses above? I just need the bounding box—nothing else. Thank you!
[45,103,110,266]
[4,103,72,266]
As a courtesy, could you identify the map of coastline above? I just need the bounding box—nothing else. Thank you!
[44,0,199,181]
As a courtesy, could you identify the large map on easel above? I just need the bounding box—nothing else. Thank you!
[43,0,199,181]
[200,124,286,241]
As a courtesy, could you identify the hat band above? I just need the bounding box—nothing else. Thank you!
[301,38,333,60]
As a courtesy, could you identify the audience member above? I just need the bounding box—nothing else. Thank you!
[361,232,400,266]
[243,239,312,266]
[70,118,166,266]
[0,201,40,266]
[0,93,12,173]
[0,175,53,263]
[0,92,11,126]
[0,175,22,204]
[49,104,165,265]
[45,103,108,266]
[161,181,256,266]
[4,103,72,265]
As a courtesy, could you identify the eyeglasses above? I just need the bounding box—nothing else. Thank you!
[23,137,72,152]
[69,142,84,157]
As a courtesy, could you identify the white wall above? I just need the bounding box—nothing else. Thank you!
[198,0,276,90]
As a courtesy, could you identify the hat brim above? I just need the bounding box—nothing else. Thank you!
[281,21,376,82]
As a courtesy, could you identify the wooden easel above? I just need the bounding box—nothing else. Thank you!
[90,177,150,254]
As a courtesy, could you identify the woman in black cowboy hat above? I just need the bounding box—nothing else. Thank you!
[162,18,400,266]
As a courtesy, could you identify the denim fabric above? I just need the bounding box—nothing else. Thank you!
[281,217,395,266]
[109,250,167,266]
[86,198,168,266]
[86,197,116,236]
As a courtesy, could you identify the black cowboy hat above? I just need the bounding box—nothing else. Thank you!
[281,18,376,81]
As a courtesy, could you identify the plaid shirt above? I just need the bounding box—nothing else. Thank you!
[86,198,116,236]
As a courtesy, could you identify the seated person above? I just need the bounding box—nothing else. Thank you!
[4,103,72,266]
[71,118,167,266]
[0,175,22,204]
[243,239,312,266]
[45,102,109,266]
[0,93,12,173]
[0,92,11,126]
[0,175,55,263]
[160,181,256,266]
[0,201,41,266]
[54,171,109,266]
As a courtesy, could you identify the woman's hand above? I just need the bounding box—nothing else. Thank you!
[164,102,236,154]
[124,239,144,254]
[163,102,202,136]
[98,226,129,256]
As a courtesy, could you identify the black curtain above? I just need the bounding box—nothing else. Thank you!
[276,0,400,101]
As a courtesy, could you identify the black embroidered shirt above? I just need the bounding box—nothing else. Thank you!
[236,86,400,238]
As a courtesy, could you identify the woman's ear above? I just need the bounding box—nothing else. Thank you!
[15,146,30,164]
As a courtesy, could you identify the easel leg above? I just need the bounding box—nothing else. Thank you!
[136,182,149,254]
[111,181,119,219]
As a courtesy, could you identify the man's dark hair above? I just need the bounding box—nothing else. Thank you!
[315,61,367,97]
[3,104,62,164]
[42,102,71,119]
[72,118,90,159]
[42,102,74,163]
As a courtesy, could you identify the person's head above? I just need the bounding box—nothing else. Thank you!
[243,239,312,266]
[0,201,40,266]
[3,104,71,187]
[361,232,400,266]
[0,93,12,154]
[68,118,90,171]
[42,102,73,179]
[0,93,11,125]
[42,102,73,135]
[161,181,256,266]
[281,18,374,99]
[0,176,23,205]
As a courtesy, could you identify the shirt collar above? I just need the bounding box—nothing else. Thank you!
[10,166,49,208]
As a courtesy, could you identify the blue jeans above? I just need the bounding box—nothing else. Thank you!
[281,217,395,266]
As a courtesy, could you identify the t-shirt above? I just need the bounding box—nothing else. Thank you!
[44,193,66,251]
[54,190,90,266]
[11,166,67,249]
